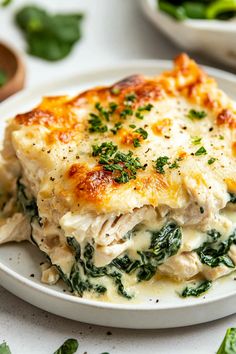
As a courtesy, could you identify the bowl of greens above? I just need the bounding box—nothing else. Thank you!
[0,42,25,101]
[141,0,236,68]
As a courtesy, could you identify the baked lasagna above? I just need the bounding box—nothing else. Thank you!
[1,54,236,301]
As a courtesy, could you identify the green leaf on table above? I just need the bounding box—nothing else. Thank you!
[0,342,12,354]
[217,328,236,354]
[54,338,79,354]
[15,5,84,61]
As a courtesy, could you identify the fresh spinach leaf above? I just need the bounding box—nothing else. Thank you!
[217,328,236,354]
[181,280,212,298]
[15,6,83,61]
[0,343,11,354]
[54,338,78,354]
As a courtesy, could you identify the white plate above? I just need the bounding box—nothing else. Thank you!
[140,0,236,68]
[1,61,236,329]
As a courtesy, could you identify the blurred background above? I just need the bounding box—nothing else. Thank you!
[0,0,235,99]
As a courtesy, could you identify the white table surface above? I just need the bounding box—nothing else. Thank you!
[0,1,236,353]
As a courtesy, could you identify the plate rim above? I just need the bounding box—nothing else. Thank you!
[1,59,236,313]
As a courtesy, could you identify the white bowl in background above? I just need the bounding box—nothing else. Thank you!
[141,0,236,68]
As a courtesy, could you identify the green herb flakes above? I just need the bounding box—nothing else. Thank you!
[88,113,108,133]
[110,122,122,135]
[92,142,145,184]
[135,104,154,120]
[195,146,207,156]
[155,156,169,174]
[191,136,202,145]
[188,109,207,120]
[134,127,148,140]
[208,157,216,165]
[120,107,133,119]
[54,338,79,354]
[181,280,212,298]
[111,87,120,95]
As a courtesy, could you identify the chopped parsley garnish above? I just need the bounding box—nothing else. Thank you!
[133,138,141,148]
[92,141,117,160]
[208,157,216,165]
[195,146,207,156]
[124,92,137,104]
[120,107,133,119]
[155,156,169,174]
[110,122,122,135]
[88,113,108,133]
[92,142,145,183]
[219,135,224,140]
[155,156,182,173]
[135,104,154,120]
[129,124,136,129]
[111,87,120,95]
[89,102,117,133]
[188,109,207,120]
[134,127,148,140]
[169,158,181,169]
[137,104,154,112]
[191,136,202,145]
[135,112,144,120]
[95,101,117,121]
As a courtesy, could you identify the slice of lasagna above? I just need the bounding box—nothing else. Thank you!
[1,54,236,301]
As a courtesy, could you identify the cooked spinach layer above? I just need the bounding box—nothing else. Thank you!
[195,229,236,268]
[61,222,182,299]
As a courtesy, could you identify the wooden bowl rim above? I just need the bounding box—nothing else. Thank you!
[0,41,25,98]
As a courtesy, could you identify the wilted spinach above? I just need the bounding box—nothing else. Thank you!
[63,222,182,299]
[195,229,236,268]
[15,6,83,61]
[181,280,212,298]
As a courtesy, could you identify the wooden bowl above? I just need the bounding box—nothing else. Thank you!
[0,42,25,101]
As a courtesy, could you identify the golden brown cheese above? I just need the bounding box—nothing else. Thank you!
[3,54,236,221]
